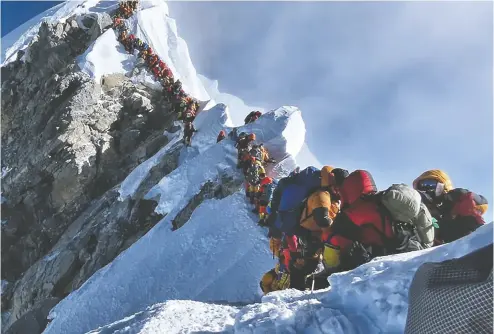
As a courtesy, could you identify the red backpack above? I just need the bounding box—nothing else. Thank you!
[340,170,377,207]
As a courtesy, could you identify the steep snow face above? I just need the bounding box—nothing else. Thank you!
[44,106,304,334]
[1,0,117,65]
[77,0,209,100]
[63,223,492,334]
[44,192,273,334]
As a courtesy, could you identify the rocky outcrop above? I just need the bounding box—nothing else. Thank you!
[1,11,244,333]
[0,14,184,332]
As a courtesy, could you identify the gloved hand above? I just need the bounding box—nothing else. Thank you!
[322,243,341,269]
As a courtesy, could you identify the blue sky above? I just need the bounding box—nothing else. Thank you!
[3,1,493,221]
[1,1,61,37]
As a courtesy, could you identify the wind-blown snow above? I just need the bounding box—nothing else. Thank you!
[199,74,265,127]
[58,223,492,334]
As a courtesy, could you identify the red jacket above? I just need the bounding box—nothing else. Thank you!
[326,198,394,253]
[217,131,226,143]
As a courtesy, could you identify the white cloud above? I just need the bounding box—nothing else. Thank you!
[169,1,493,221]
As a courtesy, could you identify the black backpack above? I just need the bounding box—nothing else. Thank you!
[250,145,263,161]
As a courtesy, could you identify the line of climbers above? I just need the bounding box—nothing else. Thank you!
[111,0,200,146]
[259,167,489,294]
[216,110,282,219]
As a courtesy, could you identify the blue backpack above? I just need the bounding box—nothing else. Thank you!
[274,166,322,235]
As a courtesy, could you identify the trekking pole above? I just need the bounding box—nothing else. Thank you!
[311,272,315,294]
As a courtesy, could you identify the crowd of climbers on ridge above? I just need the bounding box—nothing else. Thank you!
[112,1,490,297]
[112,0,199,146]
[216,111,488,293]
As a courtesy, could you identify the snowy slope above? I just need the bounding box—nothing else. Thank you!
[43,104,304,334]
[57,223,493,334]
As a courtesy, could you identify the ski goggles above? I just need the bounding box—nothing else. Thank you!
[416,179,445,197]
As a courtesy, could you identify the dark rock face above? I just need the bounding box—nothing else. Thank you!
[1,11,243,334]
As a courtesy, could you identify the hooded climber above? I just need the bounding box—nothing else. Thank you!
[217,130,226,143]
[250,144,276,164]
[244,110,262,124]
[263,166,349,291]
[245,157,266,206]
[183,122,197,146]
[413,169,488,244]
[322,169,438,275]
[235,133,256,168]
[257,177,278,223]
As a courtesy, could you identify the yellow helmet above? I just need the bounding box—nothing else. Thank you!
[321,165,335,187]
[413,169,454,194]
[260,269,277,294]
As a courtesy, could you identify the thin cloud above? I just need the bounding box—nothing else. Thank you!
[169,1,493,220]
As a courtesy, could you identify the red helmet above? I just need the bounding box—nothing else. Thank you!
[219,130,226,136]
[248,133,256,141]
[129,34,135,39]
[260,177,273,186]
[148,47,153,54]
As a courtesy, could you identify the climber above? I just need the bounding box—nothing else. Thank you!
[244,110,262,124]
[264,166,348,290]
[182,110,196,124]
[413,169,488,244]
[321,170,437,276]
[235,133,256,168]
[183,122,197,147]
[147,53,159,68]
[257,177,278,224]
[245,157,266,206]
[171,80,183,101]
[217,130,226,143]
[260,262,290,295]
[266,166,346,235]
[117,30,127,43]
[250,144,276,165]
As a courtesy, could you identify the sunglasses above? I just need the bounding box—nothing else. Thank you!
[417,179,445,197]
[417,179,438,190]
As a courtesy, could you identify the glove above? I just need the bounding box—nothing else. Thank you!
[269,238,281,257]
[323,243,341,269]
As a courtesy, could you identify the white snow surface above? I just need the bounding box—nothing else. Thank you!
[87,300,238,334]
[47,224,492,334]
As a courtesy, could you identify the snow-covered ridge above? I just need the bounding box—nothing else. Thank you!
[55,224,493,334]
